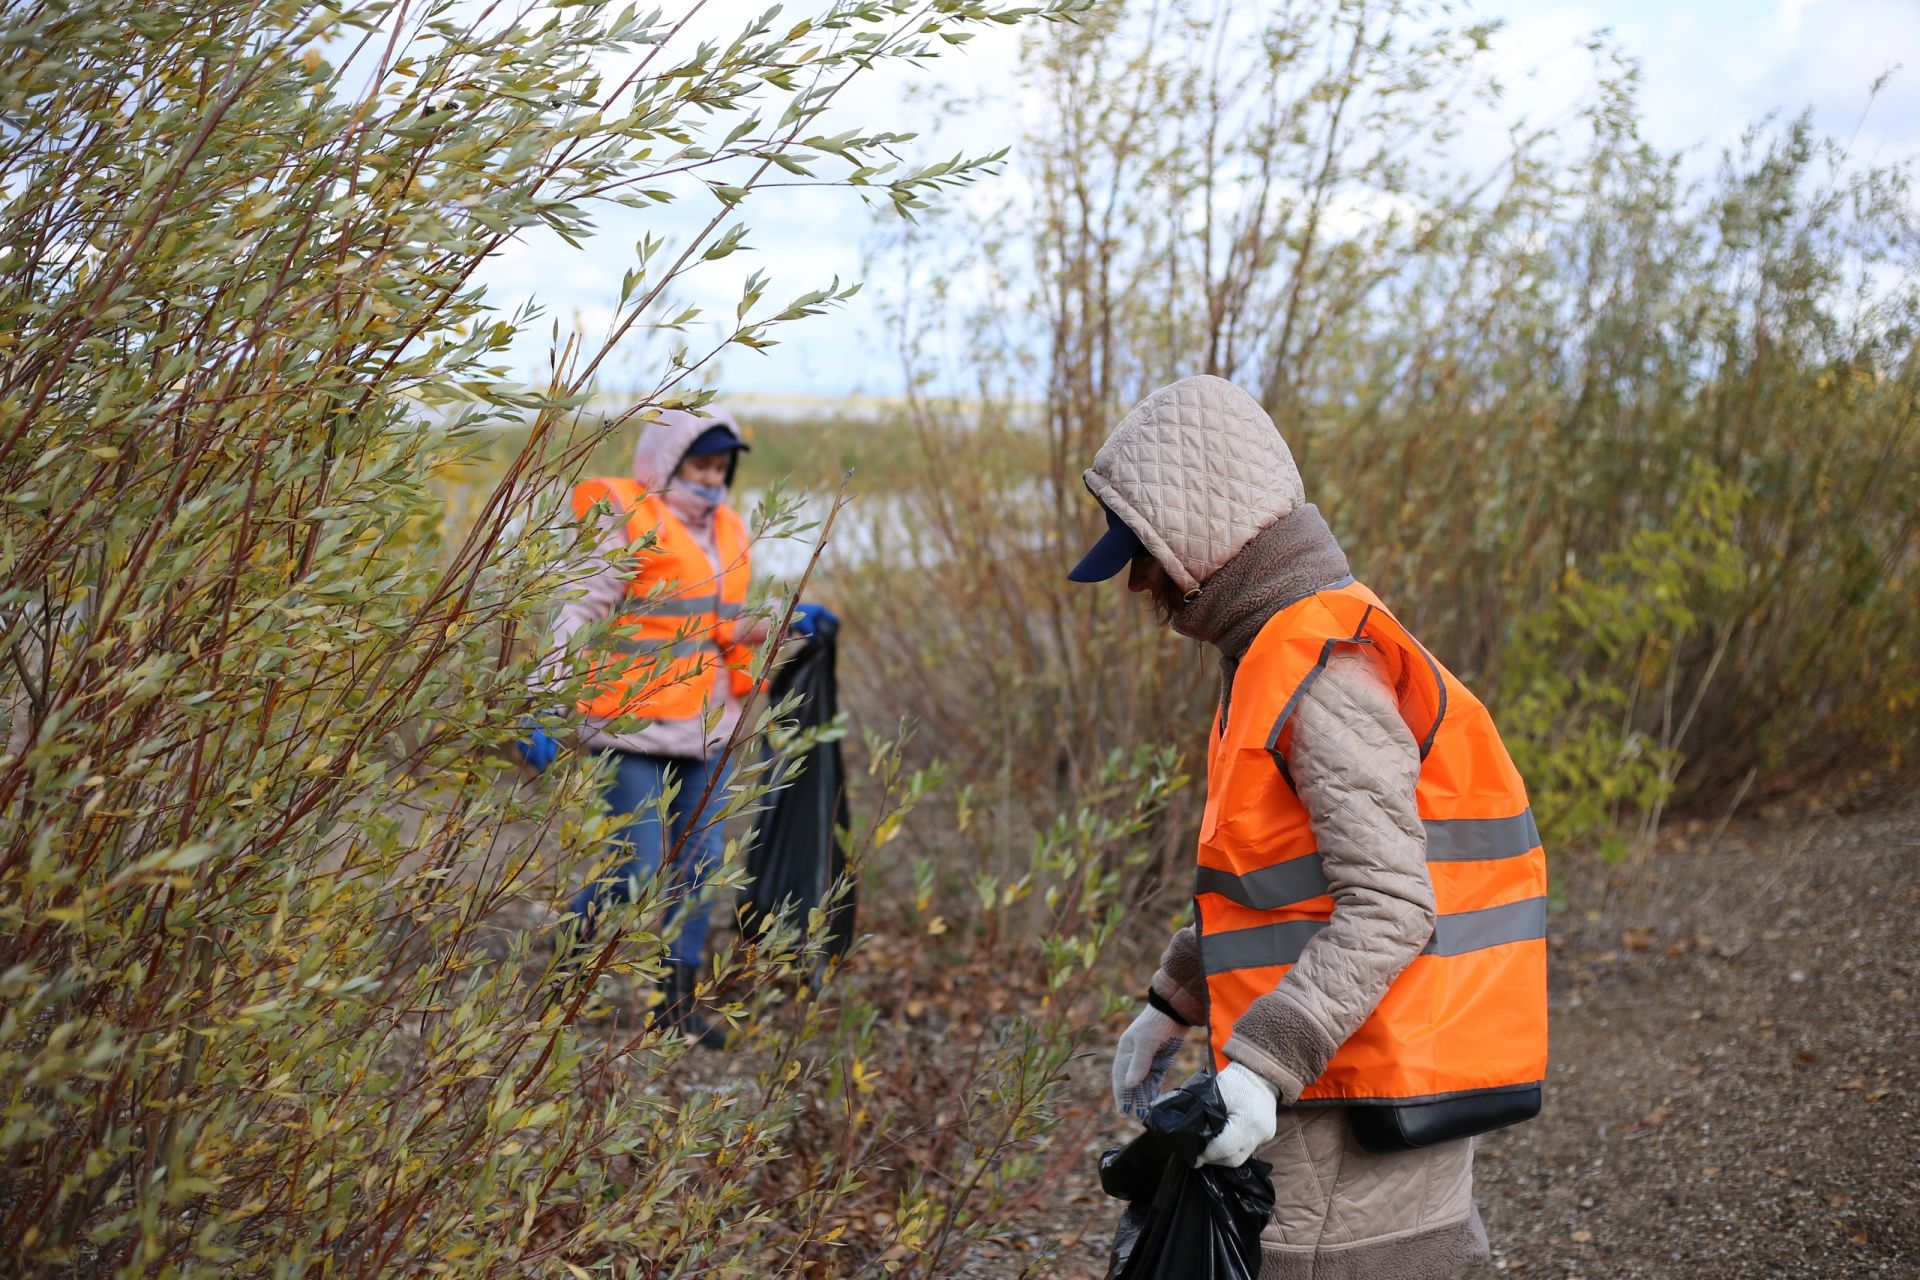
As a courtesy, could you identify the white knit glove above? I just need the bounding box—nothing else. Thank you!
[1199,1062,1279,1167]
[1112,1005,1187,1118]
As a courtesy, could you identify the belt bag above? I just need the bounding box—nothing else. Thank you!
[1347,1085,1542,1153]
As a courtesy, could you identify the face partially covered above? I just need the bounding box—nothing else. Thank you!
[1127,549,1188,625]
[1080,375,1308,600]
[674,451,730,490]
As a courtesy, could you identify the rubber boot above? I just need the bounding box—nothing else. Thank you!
[654,964,727,1051]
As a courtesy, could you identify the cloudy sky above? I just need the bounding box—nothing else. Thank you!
[470,0,1920,402]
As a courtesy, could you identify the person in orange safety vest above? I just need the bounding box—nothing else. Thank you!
[520,408,834,1049]
[1072,376,1545,1280]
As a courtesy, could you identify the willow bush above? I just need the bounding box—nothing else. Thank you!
[0,0,1147,1275]
[848,0,1920,854]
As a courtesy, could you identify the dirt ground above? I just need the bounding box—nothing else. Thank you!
[967,797,1920,1279]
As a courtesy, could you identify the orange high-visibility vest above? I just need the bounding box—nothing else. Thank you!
[1196,578,1547,1104]
[570,477,756,722]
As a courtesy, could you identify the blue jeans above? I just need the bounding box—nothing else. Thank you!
[565,751,731,968]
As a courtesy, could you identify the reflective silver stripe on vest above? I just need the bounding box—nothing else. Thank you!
[609,639,718,660]
[1420,897,1547,957]
[1195,810,1541,910]
[1202,896,1546,975]
[622,593,720,618]
[716,601,745,620]
[1194,858,1330,910]
[1202,918,1328,975]
[1424,811,1542,862]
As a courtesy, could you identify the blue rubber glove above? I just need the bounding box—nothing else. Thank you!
[515,726,559,773]
[790,601,837,638]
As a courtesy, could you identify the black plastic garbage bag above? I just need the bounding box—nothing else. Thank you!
[737,615,854,962]
[1100,1075,1276,1280]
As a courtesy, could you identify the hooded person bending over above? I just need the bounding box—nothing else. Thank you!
[1074,376,1547,1280]
[519,408,833,1048]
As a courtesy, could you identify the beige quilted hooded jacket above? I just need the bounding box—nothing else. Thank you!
[1092,376,1489,1280]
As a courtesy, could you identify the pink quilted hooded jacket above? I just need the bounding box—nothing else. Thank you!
[545,409,750,760]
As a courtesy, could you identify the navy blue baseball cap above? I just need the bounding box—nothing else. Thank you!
[1068,502,1145,583]
[686,422,750,456]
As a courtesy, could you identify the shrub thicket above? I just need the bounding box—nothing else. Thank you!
[0,2,1157,1276]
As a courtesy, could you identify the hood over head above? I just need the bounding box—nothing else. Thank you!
[1083,375,1305,597]
[632,407,746,490]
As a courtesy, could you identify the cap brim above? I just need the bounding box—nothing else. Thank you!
[685,437,750,456]
[1068,522,1143,583]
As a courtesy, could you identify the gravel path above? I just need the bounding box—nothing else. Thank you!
[1002,798,1920,1279]
[1465,799,1919,1278]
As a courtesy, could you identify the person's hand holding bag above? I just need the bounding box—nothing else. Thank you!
[1197,1062,1279,1167]
[790,601,837,638]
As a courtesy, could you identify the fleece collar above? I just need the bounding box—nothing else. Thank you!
[1171,503,1350,723]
